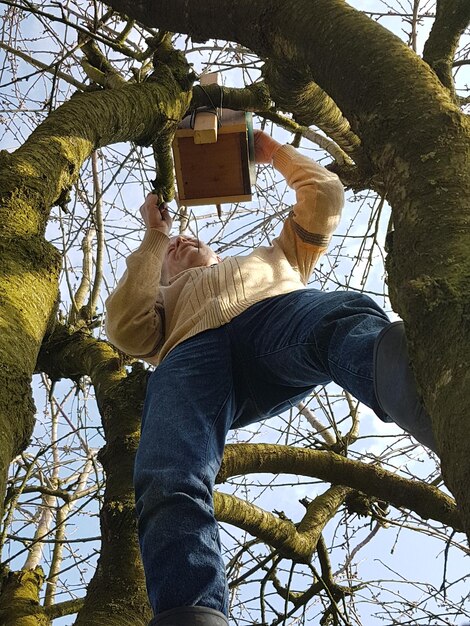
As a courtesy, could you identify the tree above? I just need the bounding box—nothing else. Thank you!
[0,1,468,624]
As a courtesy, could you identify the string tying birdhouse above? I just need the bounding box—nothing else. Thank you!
[172,73,255,207]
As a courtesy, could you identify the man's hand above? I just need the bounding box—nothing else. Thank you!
[140,193,172,236]
[254,129,282,165]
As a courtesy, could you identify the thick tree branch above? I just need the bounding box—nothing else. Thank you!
[218,444,463,533]
[45,598,85,620]
[80,38,127,88]
[0,566,47,625]
[214,485,350,563]
[0,65,193,534]
[423,0,470,95]
[2,77,192,231]
[190,80,272,113]
[261,60,365,166]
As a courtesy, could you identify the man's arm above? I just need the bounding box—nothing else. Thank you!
[105,195,171,361]
[255,131,344,284]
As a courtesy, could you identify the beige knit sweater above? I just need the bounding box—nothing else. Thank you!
[105,145,344,365]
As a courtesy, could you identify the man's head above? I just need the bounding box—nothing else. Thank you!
[161,235,221,284]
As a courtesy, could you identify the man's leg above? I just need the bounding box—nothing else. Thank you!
[229,289,388,418]
[373,321,436,450]
[228,289,435,449]
[134,327,235,623]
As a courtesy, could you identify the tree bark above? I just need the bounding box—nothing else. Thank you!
[215,486,351,563]
[0,567,49,626]
[218,444,462,532]
[422,0,470,94]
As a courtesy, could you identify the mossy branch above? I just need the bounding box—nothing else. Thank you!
[217,444,463,532]
[152,133,176,202]
[45,598,85,620]
[422,0,470,97]
[190,80,272,113]
[1,79,192,238]
[262,60,365,166]
[297,486,351,537]
[0,566,47,625]
[214,485,349,563]
[80,37,127,88]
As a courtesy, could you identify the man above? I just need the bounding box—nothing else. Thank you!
[105,130,435,626]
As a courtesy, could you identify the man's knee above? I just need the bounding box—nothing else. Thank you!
[134,467,212,519]
[333,290,387,316]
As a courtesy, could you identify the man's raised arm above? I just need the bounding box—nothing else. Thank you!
[255,130,344,283]
[105,195,171,363]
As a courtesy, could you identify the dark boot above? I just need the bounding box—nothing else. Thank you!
[150,606,229,626]
[374,321,437,452]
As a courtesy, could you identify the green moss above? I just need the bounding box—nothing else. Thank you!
[0,80,193,238]
[0,567,49,626]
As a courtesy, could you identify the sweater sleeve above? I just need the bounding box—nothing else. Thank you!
[272,144,344,284]
[105,229,169,360]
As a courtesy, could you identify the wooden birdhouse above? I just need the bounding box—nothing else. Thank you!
[172,73,256,207]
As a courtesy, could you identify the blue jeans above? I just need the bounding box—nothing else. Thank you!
[134,289,390,617]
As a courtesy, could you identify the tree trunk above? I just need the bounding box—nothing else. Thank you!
[38,328,152,626]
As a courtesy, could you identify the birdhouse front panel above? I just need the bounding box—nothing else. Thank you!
[172,110,255,206]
